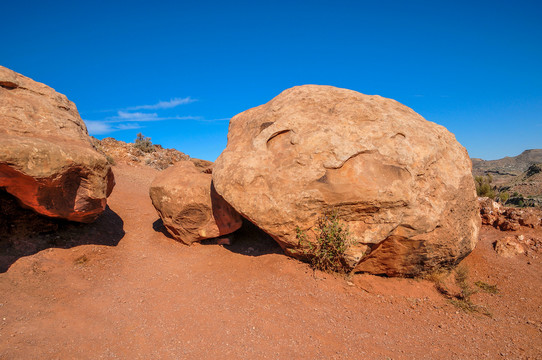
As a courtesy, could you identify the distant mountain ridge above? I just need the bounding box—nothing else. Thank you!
[472,149,542,178]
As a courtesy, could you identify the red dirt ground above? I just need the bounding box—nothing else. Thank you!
[1,163,541,359]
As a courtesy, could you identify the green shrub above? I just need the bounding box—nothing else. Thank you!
[498,191,509,203]
[134,132,155,153]
[475,175,495,198]
[296,211,351,274]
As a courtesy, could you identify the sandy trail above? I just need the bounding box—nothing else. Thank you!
[0,163,541,359]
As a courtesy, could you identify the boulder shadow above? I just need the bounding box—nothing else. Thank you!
[151,214,283,257]
[202,218,284,257]
[0,195,125,273]
[152,218,174,239]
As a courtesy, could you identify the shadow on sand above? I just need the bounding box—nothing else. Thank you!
[203,218,284,257]
[152,217,283,257]
[152,218,175,239]
[0,204,125,273]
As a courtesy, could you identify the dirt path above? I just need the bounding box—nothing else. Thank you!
[1,164,541,359]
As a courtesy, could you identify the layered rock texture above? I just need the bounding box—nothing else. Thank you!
[213,85,480,276]
[0,66,114,222]
[149,161,242,244]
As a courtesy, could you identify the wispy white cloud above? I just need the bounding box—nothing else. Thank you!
[84,120,143,134]
[199,117,231,122]
[92,111,202,123]
[126,97,196,110]
[85,120,114,135]
[83,96,228,136]
[112,111,159,122]
[116,123,143,130]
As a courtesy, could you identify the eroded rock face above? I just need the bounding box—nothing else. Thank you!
[213,85,480,276]
[0,66,114,222]
[149,161,242,244]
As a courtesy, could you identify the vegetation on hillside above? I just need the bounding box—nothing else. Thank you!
[134,133,155,153]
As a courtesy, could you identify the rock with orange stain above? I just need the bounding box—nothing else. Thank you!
[0,66,114,223]
[149,161,242,244]
[213,85,480,276]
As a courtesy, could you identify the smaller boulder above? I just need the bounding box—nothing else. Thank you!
[149,161,242,244]
[497,217,521,232]
[479,197,502,226]
[494,236,526,257]
[518,210,542,229]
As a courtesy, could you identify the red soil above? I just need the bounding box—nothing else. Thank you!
[1,163,541,359]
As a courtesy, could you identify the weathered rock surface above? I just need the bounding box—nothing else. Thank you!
[479,197,541,230]
[149,161,242,244]
[479,197,507,229]
[494,236,525,257]
[213,85,480,276]
[0,66,114,222]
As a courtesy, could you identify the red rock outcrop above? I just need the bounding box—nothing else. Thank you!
[479,197,542,230]
[149,161,242,244]
[213,85,480,276]
[0,66,114,222]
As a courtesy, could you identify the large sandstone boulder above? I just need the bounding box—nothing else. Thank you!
[213,85,480,276]
[0,66,114,222]
[149,161,242,244]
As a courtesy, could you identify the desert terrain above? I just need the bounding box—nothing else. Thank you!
[1,161,541,359]
[1,66,541,359]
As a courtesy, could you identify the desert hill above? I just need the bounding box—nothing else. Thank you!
[472,149,542,206]
[91,136,213,172]
[472,149,542,183]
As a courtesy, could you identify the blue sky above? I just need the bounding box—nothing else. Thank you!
[2,0,541,161]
